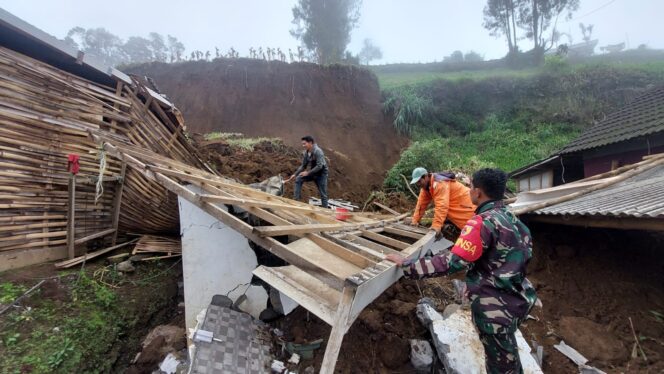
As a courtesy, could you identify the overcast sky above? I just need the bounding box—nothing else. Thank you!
[1,0,662,64]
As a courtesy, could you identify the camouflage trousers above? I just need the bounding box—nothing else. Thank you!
[478,332,523,374]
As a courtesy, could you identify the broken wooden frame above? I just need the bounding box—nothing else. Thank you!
[93,135,452,374]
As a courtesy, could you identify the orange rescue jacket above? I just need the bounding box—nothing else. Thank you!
[412,173,476,230]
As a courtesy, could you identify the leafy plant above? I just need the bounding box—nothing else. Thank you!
[46,337,74,369]
[0,282,27,304]
[383,88,435,135]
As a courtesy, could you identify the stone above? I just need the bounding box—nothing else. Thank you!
[117,260,135,272]
[410,339,434,372]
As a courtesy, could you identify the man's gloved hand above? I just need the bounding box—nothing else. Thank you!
[433,227,443,242]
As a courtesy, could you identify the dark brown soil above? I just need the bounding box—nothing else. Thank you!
[196,137,374,204]
[126,59,408,199]
[522,222,664,373]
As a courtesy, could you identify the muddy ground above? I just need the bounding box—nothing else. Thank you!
[273,219,664,373]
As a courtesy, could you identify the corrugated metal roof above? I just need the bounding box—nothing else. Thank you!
[561,86,664,154]
[531,164,664,218]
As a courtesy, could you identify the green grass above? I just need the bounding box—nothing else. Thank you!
[376,60,664,90]
[204,132,283,151]
[384,116,580,193]
[0,264,179,373]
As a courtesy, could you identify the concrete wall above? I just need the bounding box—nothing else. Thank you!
[178,188,267,330]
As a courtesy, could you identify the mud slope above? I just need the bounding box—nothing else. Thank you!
[126,59,408,195]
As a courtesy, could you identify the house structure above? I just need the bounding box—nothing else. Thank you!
[510,86,664,193]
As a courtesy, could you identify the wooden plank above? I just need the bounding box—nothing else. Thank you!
[319,286,355,374]
[391,223,430,235]
[343,234,401,256]
[383,226,424,240]
[286,238,362,280]
[359,229,409,250]
[346,233,453,323]
[110,162,126,245]
[94,143,348,290]
[253,265,340,325]
[67,174,76,259]
[73,228,116,245]
[254,223,354,237]
[307,234,379,267]
[200,194,319,213]
[55,239,138,268]
[372,201,399,215]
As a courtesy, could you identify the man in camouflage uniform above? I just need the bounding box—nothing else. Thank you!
[387,168,537,374]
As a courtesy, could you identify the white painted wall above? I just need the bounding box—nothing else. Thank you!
[178,188,267,330]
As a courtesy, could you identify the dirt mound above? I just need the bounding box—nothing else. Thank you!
[126,59,408,196]
[523,223,664,373]
[196,136,375,203]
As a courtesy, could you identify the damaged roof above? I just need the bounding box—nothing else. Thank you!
[560,86,664,154]
[532,164,664,218]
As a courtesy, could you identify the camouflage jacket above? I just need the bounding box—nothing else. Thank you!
[402,200,537,334]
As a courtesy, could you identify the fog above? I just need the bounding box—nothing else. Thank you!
[0,0,662,64]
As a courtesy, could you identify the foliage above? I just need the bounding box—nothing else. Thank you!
[382,88,434,135]
[205,132,284,151]
[0,263,180,373]
[0,282,27,304]
[358,38,383,65]
[64,27,187,67]
[290,0,362,64]
[483,0,580,63]
[543,54,569,73]
[464,51,485,62]
[384,117,579,193]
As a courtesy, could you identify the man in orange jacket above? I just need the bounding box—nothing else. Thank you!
[410,167,476,240]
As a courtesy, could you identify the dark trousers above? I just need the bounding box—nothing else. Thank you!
[479,332,523,374]
[294,171,328,208]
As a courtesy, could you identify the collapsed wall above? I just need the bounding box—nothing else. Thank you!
[126,59,408,196]
[0,45,205,270]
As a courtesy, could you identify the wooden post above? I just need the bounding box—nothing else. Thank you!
[319,286,356,374]
[110,162,127,245]
[67,174,76,259]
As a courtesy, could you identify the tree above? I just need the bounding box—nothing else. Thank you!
[122,36,153,64]
[290,0,362,64]
[65,27,125,67]
[464,51,485,62]
[167,35,185,62]
[483,0,523,54]
[579,23,594,43]
[518,0,580,53]
[443,50,464,63]
[148,33,168,62]
[358,38,382,65]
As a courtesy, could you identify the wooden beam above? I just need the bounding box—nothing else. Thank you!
[254,223,354,237]
[66,174,76,259]
[111,162,127,245]
[55,239,138,268]
[383,226,424,240]
[319,286,356,374]
[527,214,664,231]
[372,201,399,215]
[343,234,401,257]
[73,228,116,245]
[346,232,453,323]
[199,194,319,213]
[359,229,409,250]
[306,234,376,269]
[253,265,340,325]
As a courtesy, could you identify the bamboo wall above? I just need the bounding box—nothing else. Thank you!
[0,46,206,269]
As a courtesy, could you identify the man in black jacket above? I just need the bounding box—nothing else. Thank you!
[286,135,329,208]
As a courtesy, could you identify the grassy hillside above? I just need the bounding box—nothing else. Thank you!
[379,58,664,193]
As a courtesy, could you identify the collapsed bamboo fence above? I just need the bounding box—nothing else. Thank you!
[0,45,207,269]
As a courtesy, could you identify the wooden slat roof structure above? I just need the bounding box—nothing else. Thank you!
[93,134,452,374]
